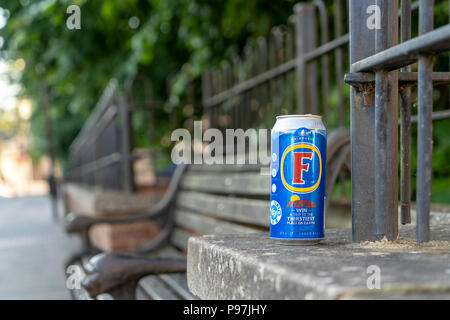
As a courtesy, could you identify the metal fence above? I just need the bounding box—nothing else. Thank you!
[65,79,135,192]
[201,0,352,213]
[347,0,450,242]
[202,0,450,243]
[65,72,182,193]
[202,0,349,132]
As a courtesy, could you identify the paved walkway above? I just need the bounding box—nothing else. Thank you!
[0,196,80,299]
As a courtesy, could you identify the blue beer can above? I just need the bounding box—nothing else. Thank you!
[270,115,327,245]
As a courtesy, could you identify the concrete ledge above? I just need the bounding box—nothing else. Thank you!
[187,224,450,299]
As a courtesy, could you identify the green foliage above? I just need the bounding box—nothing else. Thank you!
[0,0,298,164]
[0,108,19,137]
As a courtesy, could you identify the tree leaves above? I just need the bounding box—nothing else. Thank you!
[0,0,295,164]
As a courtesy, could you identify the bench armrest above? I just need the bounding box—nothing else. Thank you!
[82,253,187,299]
[64,205,164,235]
[64,164,187,235]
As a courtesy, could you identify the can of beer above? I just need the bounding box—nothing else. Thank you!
[270,115,326,245]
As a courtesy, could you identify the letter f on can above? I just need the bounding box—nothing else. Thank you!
[292,152,312,184]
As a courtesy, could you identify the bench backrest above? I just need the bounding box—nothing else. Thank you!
[170,164,269,251]
[165,128,351,251]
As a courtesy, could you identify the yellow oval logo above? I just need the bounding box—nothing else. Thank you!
[280,143,322,193]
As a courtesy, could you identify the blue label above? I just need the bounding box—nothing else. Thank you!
[270,127,327,239]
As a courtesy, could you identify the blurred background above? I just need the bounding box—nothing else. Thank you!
[0,0,304,196]
[0,0,448,201]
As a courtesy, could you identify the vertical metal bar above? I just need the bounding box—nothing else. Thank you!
[268,33,277,117]
[255,38,266,124]
[168,76,177,130]
[232,55,241,130]
[400,0,412,225]
[285,24,295,114]
[334,0,347,197]
[209,70,217,129]
[201,71,207,118]
[349,0,377,241]
[144,76,156,175]
[374,0,399,241]
[272,27,283,115]
[294,3,318,114]
[334,0,345,127]
[416,0,434,242]
[245,45,254,129]
[119,95,135,194]
[256,37,269,125]
[108,121,118,189]
[314,0,329,123]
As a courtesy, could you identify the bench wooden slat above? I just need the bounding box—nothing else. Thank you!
[181,172,269,196]
[188,163,263,172]
[175,208,265,234]
[137,247,194,300]
[170,228,191,251]
[145,245,184,258]
[138,276,181,300]
[136,286,151,300]
[177,191,269,227]
[158,274,198,300]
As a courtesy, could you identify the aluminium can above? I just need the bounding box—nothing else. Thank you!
[270,115,327,245]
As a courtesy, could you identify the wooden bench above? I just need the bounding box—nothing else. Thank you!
[65,129,350,300]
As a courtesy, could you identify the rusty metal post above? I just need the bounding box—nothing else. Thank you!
[374,0,399,240]
[349,0,377,241]
[334,0,345,127]
[294,3,318,114]
[314,0,329,123]
[416,0,434,242]
[400,0,412,225]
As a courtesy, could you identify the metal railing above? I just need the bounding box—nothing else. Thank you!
[202,0,450,243]
[201,1,354,214]
[65,79,135,192]
[347,0,450,242]
[202,0,349,132]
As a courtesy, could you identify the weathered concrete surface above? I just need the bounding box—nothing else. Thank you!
[409,207,450,225]
[187,224,450,300]
[0,196,80,299]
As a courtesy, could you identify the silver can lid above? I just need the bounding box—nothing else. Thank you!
[276,114,322,120]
